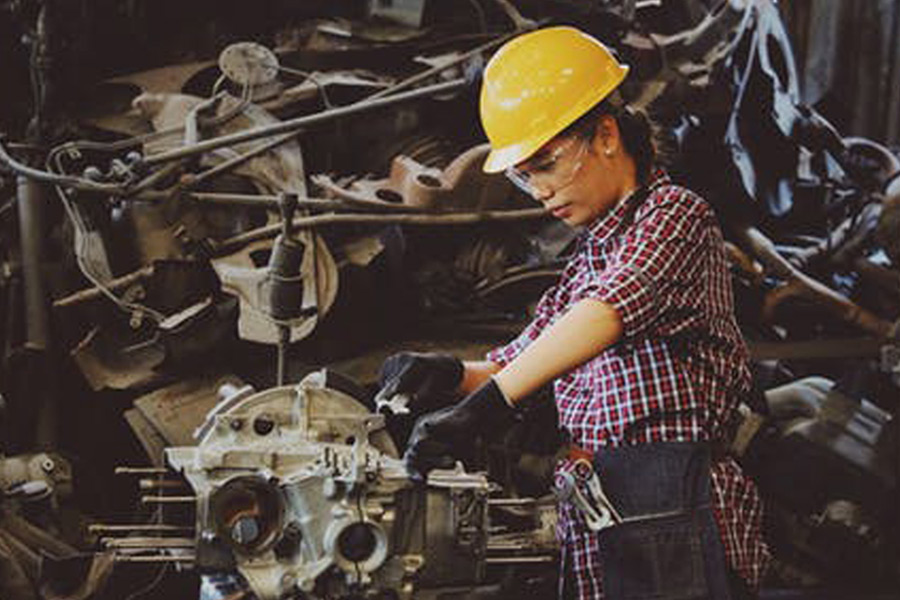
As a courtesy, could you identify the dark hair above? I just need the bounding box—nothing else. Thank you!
[561,97,659,184]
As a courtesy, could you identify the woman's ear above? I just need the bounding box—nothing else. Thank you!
[595,114,620,155]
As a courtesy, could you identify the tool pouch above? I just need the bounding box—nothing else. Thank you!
[594,442,732,600]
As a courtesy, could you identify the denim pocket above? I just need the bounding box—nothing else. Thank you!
[599,513,708,600]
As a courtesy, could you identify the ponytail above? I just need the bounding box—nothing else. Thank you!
[562,98,660,185]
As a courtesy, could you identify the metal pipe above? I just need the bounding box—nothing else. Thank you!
[484,556,556,565]
[175,132,298,193]
[115,467,168,475]
[139,479,188,491]
[103,537,195,549]
[0,140,121,193]
[54,265,155,308]
[142,496,197,504]
[89,524,192,534]
[487,498,539,507]
[140,78,467,167]
[113,555,195,564]
[214,207,549,255]
[15,176,50,350]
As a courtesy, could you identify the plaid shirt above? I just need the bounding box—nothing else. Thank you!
[487,170,769,597]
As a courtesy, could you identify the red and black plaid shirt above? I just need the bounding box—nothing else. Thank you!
[487,170,769,598]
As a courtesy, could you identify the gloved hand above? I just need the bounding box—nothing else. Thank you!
[404,378,519,482]
[376,352,464,415]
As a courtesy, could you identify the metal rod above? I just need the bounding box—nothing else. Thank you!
[16,176,50,350]
[114,555,195,564]
[89,524,192,534]
[141,78,467,167]
[364,33,514,101]
[487,543,541,551]
[115,467,168,475]
[54,266,155,308]
[485,556,556,565]
[0,139,121,192]
[214,207,549,255]
[487,498,539,507]
[142,496,197,505]
[176,132,298,192]
[135,190,355,211]
[139,479,188,491]
[103,537,195,549]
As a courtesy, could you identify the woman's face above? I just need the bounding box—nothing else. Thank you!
[507,116,636,228]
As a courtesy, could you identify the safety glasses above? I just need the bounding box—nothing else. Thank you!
[505,136,589,198]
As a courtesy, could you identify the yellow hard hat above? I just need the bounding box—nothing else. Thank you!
[480,26,630,173]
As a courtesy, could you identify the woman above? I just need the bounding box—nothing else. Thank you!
[379,26,768,599]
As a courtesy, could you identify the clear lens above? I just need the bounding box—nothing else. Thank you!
[505,137,587,197]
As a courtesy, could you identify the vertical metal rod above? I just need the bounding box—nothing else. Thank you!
[16,176,49,350]
[277,327,288,386]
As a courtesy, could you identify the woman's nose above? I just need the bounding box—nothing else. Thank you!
[532,185,554,203]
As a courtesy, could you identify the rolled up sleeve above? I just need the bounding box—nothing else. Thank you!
[576,194,711,340]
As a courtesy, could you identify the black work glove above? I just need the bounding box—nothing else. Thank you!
[377,352,464,415]
[403,378,519,482]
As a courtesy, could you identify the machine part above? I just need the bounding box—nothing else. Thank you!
[876,172,900,266]
[130,373,248,443]
[133,92,308,196]
[723,0,802,216]
[0,453,72,500]
[149,370,504,599]
[89,371,558,598]
[211,232,338,345]
[755,376,896,511]
[218,42,280,88]
[735,225,892,337]
[138,78,467,168]
[367,0,427,28]
[15,177,49,351]
[212,206,548,254]
[333,143,515,212]
[268,193,305,384]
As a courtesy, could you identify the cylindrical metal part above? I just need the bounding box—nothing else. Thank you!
[102,537,195,549]
[89,524,192,534]
[267,235,305,321]
[141,496,197,504]
[113,555,195,563]
[15,176,49,351]
[485,556,556,565]
[487,498,539,507]
[139,479,187,491]
[115,467,168,475]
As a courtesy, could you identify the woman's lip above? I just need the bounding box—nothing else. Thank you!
[551,204,571,218]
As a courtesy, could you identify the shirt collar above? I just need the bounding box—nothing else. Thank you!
[584,167,670,244]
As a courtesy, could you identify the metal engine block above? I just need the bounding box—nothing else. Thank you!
[164,372,498,599]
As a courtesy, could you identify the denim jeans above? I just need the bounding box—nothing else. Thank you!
[577,442,734,600]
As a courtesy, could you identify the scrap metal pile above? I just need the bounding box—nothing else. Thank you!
[0,1,897,598]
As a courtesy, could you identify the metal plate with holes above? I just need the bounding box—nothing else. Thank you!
[218,42,280,87]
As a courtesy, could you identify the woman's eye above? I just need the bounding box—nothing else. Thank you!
[531,161,555,174]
